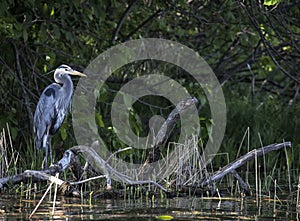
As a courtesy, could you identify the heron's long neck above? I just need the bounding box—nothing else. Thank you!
[61,75,74,100]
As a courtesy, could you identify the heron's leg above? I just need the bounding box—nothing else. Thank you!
[49,136,53,164]
[43,126,51,168]
[44,143,48,168]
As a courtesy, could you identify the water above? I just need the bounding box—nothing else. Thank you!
[0,193,298,220]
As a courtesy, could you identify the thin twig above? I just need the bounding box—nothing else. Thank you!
[52,173,59,215]
[106,147,133,163]
[71,175,106,185]
[29,180,54,218]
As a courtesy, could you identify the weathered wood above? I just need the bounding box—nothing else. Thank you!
[0,151,81,197]
[58,149,84,180]
[0,94,292,198]
[70,144,168,192]
[145,97,198,164]
[231,170,251,196]
[0,164,62,188]
[200,142,291,188]
[24,170,80,197]
[0,141,292,197]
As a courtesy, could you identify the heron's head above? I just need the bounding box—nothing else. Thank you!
[54,64,86,83]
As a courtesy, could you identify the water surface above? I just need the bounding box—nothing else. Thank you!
[0,193,297,220]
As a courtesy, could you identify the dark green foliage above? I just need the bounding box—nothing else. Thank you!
[0,0,300,179]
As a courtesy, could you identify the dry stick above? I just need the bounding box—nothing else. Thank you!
[29,181,54,219]
[28,171,77,218]
[71,175,107,185]
[284,145,292,192]
[200,142,291,188]
[273,179,277,212]
[106,147,133,163]
[296,175,300,208]
[255,149,259,206]
[52,173,59,215]
[23,169,80,197]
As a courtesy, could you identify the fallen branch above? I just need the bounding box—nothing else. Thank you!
[0,164,62,189]
[231,170,251,196]
[145,97,198,164]
[200,142,292,188]
[0,93,292,199]
[0,97,197,194]
[0,143,168,194]
[0,141,292,198]
[69,144,168,192]
[0,163,80,197]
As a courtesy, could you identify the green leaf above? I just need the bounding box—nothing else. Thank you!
[95,112,105,128]
[42,3,48,15]
[43,65,48,73]
[60,126,67,141]
[206,119,213,141]
[65,31,74,43]
[22,29,28,42]
[10,127,18,140]
[50,7,55,16]
[52,24,61,39]
[156,215,174,220]
[264,0,280,6]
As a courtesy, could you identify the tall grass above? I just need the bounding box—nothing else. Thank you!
[2,84,300,198]
[0,123,19,177]
[221,86,300,189]
[0,123,46,195]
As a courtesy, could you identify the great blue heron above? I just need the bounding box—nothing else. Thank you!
[34,64,86,167]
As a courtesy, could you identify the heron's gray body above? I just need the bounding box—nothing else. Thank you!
[33,79,73,150]
[33,64,85,166]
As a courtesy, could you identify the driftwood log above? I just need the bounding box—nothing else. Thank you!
[0,157,81,197]
[200,142,291,189]
[145,97,198,164]
[0,141,291,197]
[0,96,293,197]
[0,164,63,189]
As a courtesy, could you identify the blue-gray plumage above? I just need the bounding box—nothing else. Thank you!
[33,64,86,167]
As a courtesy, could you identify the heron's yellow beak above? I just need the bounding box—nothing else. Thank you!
[68,70,87,77]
